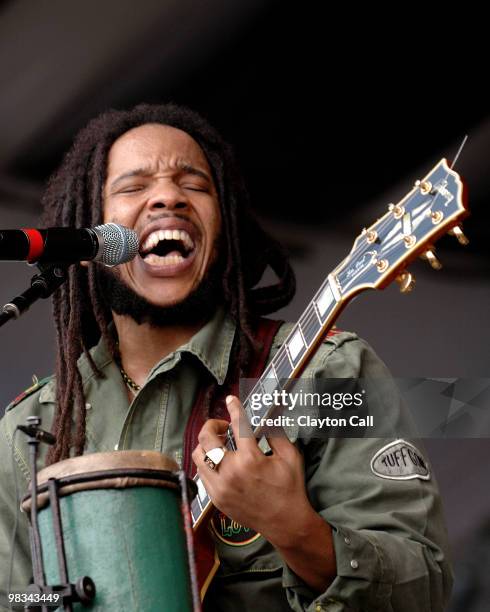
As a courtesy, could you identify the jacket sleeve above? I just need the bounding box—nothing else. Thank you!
[0,412,34,611]
[280,335,453,612]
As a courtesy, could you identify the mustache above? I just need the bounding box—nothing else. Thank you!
[142,212,201,233]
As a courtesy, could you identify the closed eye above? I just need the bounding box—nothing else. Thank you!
[182,184,208,192]
[118,185,146,194]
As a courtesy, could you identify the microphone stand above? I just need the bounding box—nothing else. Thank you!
[0,263,68,328]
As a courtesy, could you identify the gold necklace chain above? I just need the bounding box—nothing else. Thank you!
[115,340,141,393]
[119,366,141,393]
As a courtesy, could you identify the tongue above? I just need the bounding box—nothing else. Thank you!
[144,249,182,260]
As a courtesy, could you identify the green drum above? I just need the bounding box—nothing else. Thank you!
[22,451,197,611]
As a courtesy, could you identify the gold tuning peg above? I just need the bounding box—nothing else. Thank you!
[396,272,415,293]
[448,225,469,246]
[421,249,442,270]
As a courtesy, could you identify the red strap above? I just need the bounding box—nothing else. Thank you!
[182,318,282,477]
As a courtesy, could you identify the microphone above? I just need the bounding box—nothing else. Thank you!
[17,424,56,445]
[0,223,139,266]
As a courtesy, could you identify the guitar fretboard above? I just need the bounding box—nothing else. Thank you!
[190,273,342,526]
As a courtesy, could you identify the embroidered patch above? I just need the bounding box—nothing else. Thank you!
[210,511,261,547]
[370,439,430,481]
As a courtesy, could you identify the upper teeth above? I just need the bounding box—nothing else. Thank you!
[141,229,194,253]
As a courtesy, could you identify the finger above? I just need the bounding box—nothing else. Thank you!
[198,418,229,452]
[191,444,205,468]
[266,429,297,458]
[192,445,219,498]
[225,395,259,452]
[192,443,222,476]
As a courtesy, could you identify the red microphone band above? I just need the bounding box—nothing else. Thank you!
[22,229,44,263]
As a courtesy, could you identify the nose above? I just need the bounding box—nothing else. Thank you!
[147,184,189,212]
[149,199,188,211]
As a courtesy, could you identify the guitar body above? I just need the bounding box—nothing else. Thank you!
[193,511,220,600]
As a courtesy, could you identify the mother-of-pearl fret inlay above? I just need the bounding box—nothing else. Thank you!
[197,478,207,503]
[316,283,334,316]
[262,366,279,393]
[288,329,305,361]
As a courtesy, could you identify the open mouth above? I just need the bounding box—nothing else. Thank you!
[139,229,195,266]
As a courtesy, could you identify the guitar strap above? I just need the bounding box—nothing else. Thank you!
[182,317,282,477]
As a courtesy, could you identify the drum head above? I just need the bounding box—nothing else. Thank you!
[22,450,194,512]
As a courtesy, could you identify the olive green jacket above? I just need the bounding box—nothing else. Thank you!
[0,308,452,611]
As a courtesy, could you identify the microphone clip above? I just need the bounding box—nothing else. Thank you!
[0,261,69,329]
[17,416,57,446]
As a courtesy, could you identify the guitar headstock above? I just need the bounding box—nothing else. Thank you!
[336,158,469,297]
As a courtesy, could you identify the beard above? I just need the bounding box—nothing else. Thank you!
[97,255,224,328]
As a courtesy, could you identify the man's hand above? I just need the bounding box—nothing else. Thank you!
[193,394,309,544]
[192,395,337,592]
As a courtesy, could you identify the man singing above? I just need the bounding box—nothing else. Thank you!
[0,104,452,611]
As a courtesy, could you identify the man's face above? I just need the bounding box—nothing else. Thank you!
[103,123,221,309]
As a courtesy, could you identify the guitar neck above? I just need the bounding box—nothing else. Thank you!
[190,271,345,527]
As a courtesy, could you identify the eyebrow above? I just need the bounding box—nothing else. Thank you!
[109,162,211,189]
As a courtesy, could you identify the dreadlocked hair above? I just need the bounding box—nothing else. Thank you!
[42,103,296,465]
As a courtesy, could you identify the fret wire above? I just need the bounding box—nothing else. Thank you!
[299,310,314,333]
[301,325,316,345]
[191,494,202,520]
[303,312,317,333]
[195,492,203,511]
[273,348,293,380]
[226,425,237,450]
[312,301,322,324]
[297,321,307,346]
[300,306,321,346]
[301,301,318,323]
[304,315,318,336]
[191,498,200,516]
[271,347,286,372]
[270,362,280,385]
[298,306,314,330]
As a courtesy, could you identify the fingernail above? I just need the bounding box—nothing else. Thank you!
[225,395,234,405]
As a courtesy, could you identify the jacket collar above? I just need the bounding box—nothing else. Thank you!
[80,307,235,386]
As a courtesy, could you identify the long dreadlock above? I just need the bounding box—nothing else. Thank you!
[41,103,295,464]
